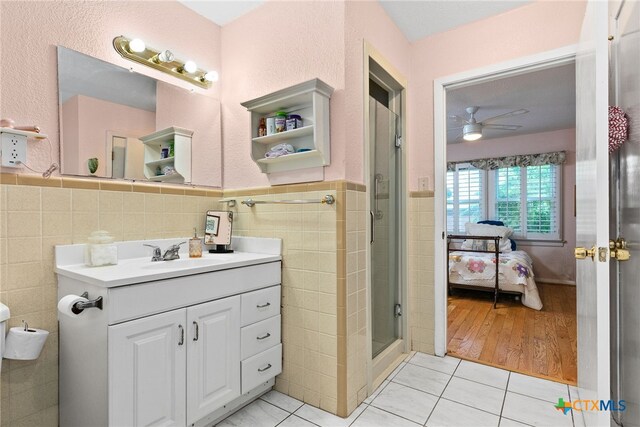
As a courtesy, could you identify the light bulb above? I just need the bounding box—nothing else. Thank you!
[155,49,174,63]
[183,61,197,74]
[203,71,219,82]
[129,38,146,53]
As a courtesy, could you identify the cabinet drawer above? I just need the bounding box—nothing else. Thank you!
[241,344,282,393]
[241,286,280,326]
[241,315,281,360]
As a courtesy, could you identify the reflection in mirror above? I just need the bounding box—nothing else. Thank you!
[205,211,234,253]
[57,46,221,185]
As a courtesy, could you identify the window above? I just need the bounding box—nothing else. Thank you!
[489,164,561,240]
[447,163,562,241]
[447,164,485,234]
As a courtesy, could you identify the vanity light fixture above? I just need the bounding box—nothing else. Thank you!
[113,36,217,89]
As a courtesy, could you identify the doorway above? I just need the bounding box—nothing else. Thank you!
[433,46,583,385]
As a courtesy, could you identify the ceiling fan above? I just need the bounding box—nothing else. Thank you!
[448,106,529,141]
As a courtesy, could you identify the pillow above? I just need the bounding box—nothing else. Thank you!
[478,220,517,250]
[461,222,513,253]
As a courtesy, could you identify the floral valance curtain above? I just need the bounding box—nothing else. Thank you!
[447,151,566,172]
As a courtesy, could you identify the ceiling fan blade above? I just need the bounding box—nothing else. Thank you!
[448,114,469,124]
[483,124,522,131]
[447,125,464,131]
[481,109,529,124]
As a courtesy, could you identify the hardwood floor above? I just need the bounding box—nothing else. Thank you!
[447,283,577,385]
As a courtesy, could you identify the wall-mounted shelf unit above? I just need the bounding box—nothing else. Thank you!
[241,79,333,175]
[140,126,192,183]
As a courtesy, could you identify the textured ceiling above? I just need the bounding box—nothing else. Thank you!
[446,63,576,144]
[178,0,265,26]
[179,1,533,42]
[378,0,533,42]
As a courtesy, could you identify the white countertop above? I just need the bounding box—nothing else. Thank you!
[55,237,282,288]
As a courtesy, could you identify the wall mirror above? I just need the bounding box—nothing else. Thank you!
[57,46,221,186]
[205,211,233,253]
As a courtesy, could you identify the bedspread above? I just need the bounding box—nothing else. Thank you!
[448,250,542,310]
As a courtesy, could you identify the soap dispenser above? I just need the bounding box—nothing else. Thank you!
[189,228,202,258]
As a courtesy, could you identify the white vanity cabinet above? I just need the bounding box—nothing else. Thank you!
[186,296,241,424]
[109,296,242,427]
[55,237,283,427]
[109,308,188,427]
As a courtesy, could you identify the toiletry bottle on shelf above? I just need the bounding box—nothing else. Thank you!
[258,118,267,137]
[189,228,202,258]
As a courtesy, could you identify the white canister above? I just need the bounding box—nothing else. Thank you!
[84,231,118,267]
[266,117,276,136]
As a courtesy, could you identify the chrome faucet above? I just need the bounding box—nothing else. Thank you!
[144,242,186,261]
[162,242,186,261]
[143,244,163,262]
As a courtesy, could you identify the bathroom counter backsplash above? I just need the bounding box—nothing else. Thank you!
[54,236,282,287]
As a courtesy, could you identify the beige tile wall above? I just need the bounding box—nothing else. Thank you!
[0,175,221,427]
[224,183,340,415]
[408,192,436,354]
[344,187,368,414]
[0,176,418,424]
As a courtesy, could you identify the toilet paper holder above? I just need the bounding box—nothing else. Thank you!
[72,292,103,314]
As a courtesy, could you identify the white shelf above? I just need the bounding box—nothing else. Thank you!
[256,150,319,165]
[0,127,48,140]
[252,125,314,145]
[145,156,175,167]
[242,79,333,180]
[147,173,184,182]
[141,127,192,184]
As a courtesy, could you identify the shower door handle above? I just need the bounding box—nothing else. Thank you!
[370,211,375,244]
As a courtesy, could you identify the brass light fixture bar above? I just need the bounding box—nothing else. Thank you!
[112,36,217,89]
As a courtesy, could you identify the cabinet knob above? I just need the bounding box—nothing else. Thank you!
[256,302,271,309]
[193,321,199,341]
[257,333,271,341]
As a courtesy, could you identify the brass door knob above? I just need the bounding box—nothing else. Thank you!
[575,246,596,260]
[611,248,631,261]
[609,238,631,261]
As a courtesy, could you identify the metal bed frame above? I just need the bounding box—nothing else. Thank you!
[447,234,522,309]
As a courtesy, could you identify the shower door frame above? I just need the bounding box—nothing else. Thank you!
[363,41,409,392]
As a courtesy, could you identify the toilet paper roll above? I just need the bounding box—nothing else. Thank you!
[3,327,49,360]
[58,294,89,318]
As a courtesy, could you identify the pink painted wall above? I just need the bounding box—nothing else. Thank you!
[61,95,155,177]
[343,1,411,184]
[408,0,586,191]
[448,128,577,283]
[155,82,222,186]
[220,0,411,189]
[0,0,222,186]
[220,0,346,189]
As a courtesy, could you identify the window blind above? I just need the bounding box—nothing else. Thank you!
[495,167,522,234]
[447,164,485,233]
[526,165,558,237]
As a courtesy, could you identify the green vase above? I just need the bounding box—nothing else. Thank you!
[88,158,99,174]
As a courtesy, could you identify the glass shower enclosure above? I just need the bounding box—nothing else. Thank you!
[369,96,401,358]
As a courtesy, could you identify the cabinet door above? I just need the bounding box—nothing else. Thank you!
[187,296,241,425]
[109,309,187,427]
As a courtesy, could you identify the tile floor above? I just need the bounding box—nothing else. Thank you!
[216,352,577,427]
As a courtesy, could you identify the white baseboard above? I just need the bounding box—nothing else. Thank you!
[536,278,576,286]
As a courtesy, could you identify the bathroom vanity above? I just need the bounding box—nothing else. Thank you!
[55,237,282,427]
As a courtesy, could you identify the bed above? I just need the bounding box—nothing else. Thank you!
[447,233,543,311]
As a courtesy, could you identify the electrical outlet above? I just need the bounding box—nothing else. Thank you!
[1,132,27,167]
[418,176,430,191]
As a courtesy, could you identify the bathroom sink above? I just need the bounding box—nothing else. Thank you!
[141,257,229,270]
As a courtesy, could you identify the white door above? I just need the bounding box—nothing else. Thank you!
[574,1,610,426]
[125,137,146,180]
[109,309,187,427]
[111,136,127,179]
[186,296,241,425]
